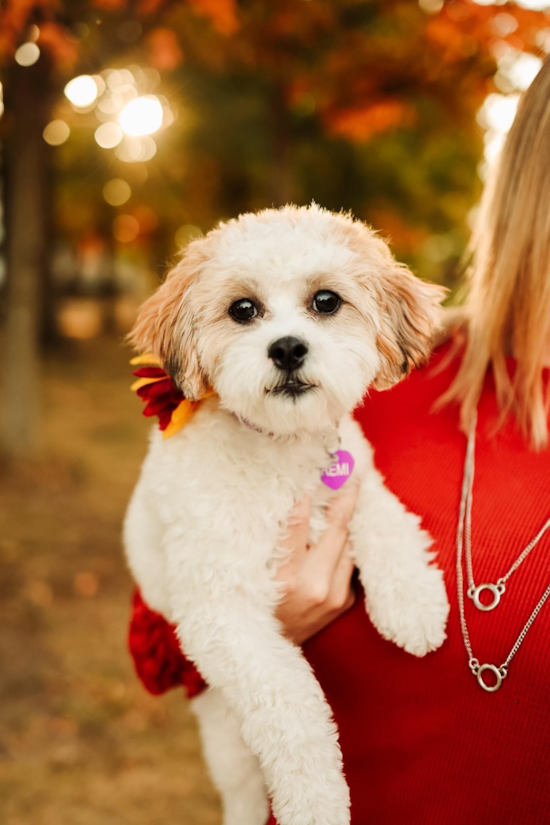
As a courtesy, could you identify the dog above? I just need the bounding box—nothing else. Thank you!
[124,204,450,825]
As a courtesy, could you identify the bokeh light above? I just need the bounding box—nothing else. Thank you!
[476,48,543,177]
[96,91,124,115]
[418,0,444,13]
[92,74,106,96]
[15,42,40,67]
[95,122,124,149]
[103,179,132,206]
[479,93,520,133]
[112,214,140,242]
[501,52,542,91]
[119,96,163,136]
[64,75,98,108]
[137,136,157,161]
[128,64,146,85]
[57,300,103,339]
[477,93,520,176]
[115,135,157,163]
[115,137,143,163]
[43,120,70,146]
[474,0,550,6]
[103,68,136,90]
[117,84,139,105]
[105,69,123,90]
[491,13,518,36]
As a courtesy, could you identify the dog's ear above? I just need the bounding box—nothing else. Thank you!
[373,262,447,390]
[128,256,208,400]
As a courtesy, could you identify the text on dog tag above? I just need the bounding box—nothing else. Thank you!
[321,450,355,491]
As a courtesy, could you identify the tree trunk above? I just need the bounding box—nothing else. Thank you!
[40,154,58,347]
[1,60,53,457]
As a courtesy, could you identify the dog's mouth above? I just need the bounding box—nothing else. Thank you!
[266,379,317,399]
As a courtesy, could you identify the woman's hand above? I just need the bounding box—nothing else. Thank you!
[275,482,360,645]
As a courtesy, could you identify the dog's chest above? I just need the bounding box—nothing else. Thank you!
[149,409,369,561]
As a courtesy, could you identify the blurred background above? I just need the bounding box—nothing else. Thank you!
[0,1,549,823]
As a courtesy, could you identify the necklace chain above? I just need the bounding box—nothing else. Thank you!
[463,411,550,611]
[456,412,550,692]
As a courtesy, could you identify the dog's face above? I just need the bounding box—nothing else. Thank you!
[130,205,445,436]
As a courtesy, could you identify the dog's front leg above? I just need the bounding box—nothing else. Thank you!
[350,463,449,657]
[192,687,269,825]
[165,553,350,825]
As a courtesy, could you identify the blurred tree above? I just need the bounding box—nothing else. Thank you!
[0,0,547,457]
[169,0,545,254]
[0,0,215,457]
[1,56,55,455]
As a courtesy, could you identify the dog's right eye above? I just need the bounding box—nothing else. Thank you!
[229,299,258,323]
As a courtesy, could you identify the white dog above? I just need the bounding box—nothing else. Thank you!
[124,204,449,825]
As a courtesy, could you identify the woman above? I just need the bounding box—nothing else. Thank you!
[129,59,550,823]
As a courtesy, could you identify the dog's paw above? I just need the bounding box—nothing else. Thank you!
[272,791,350,825]
[365,561,449,657]
[271,762,350,825]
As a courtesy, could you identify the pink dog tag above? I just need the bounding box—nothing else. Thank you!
[321,450,355,491]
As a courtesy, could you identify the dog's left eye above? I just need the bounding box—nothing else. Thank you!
[312,290,342,315]
[229,298,258,323]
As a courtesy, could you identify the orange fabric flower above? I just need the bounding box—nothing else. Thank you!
[131,354,213,438]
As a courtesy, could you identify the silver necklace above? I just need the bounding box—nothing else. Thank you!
[456,412,550,692]
[462,412,550,611]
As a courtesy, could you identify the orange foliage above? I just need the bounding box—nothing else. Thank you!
[368,208,430,256]
[37,22,79,69]
[327,99,416,142]
[91,0,129,10]
[187,0,239,35]
[428,0,546,57]
[0,0,61,59]
[147,27,184,71]
[136,0,170,15]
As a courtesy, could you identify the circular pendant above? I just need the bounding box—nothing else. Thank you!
[476,663,504,692]
[470,582,505,611]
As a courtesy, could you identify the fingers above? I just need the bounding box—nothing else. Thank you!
[276,479,360,595]
[326,542,355,613]
[302,550,356,642]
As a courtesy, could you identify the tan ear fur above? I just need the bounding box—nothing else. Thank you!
[374,264,447,390]
[128,257,208,400]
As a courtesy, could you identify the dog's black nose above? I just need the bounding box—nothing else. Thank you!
[268,336,308,372]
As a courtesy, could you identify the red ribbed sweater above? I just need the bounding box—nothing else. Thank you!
[130,344,550,824]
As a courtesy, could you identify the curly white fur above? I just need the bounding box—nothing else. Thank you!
[124,205,450,825]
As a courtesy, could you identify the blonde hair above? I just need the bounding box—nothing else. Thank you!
[444,56,550,448]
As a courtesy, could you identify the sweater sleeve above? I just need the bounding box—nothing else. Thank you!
[128,589,207,699]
